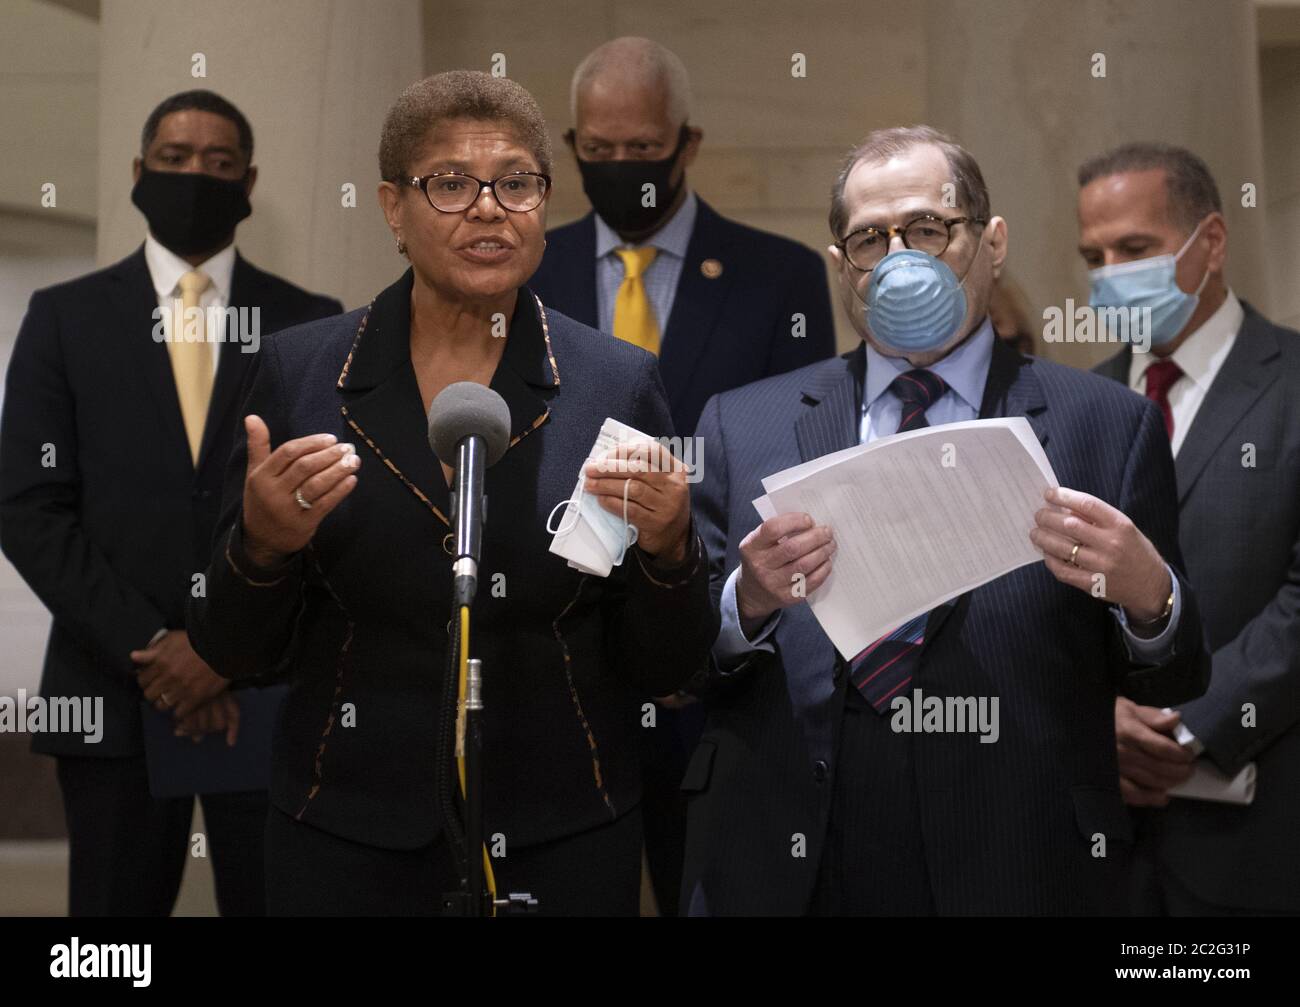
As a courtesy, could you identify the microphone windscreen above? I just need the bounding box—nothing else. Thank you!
[427,382,512,466]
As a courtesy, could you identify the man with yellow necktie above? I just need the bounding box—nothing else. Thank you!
[0,90,340,917]
[527,37,836,916]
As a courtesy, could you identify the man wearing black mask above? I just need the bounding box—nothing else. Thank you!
[0,90,340,916]
[528,37,835,916]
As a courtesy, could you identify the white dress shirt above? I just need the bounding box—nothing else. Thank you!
[143,233,237,372]
[1128,290,1243,458]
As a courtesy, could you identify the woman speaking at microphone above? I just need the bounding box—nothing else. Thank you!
[187,71,716,916]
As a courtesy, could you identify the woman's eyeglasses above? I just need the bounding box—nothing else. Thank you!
[397,171,551,213]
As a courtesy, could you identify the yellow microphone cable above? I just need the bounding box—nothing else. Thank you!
[456,604,498,912]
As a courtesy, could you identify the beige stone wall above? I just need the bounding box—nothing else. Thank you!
[928,0,1273,368]
[422,0,1285,362]
[97,0,424,310]
[0,0,98,221]
[422,0,929,353]
[1261,43,1300,330]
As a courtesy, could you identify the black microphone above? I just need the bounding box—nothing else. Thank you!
[427,382,511,606]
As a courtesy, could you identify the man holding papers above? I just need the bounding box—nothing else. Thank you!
[1083,142,1300,915]
[680,126,1210,915]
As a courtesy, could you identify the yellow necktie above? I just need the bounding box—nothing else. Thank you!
[170,269,214,465]
[613,247,660,355]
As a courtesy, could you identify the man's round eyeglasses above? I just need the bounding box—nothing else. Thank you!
[835,214,987,272]
[397,171,551,213]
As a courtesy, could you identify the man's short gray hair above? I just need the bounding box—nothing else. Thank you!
[378,70,552,181]
[1077,142,1222,232]
[569,36,692,126]
[828,124,990,238]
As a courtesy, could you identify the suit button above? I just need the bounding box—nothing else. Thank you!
[813,760,829,783]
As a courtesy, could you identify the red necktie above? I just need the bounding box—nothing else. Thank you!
[1142,359,1183,440]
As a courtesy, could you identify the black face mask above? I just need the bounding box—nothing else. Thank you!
[131,167,252,256]
[573,126,689,235]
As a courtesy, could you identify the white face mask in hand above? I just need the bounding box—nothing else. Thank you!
[546,474,639,572]
[548,418,658,578]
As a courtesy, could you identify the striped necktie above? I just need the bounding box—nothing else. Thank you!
[612,246,660,355]
[848,368,947,713]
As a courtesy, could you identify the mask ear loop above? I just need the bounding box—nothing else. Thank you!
[546,491,582,536]
[544,473,640,564]
[1174,218,1213,297]
[615,476,639,564]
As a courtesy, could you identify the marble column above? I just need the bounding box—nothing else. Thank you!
[925,0,1271,366]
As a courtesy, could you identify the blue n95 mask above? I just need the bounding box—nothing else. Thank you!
[858,247,976,354]
[1088,219,1210,348]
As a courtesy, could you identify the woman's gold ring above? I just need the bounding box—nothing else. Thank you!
[1068,542,1080,567]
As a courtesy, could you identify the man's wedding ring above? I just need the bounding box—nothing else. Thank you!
[295,489,313,510]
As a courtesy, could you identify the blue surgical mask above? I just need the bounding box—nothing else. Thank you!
[1088,219,1210,348]
[857,246,978,354]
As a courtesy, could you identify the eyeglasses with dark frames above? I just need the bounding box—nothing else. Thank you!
[835,214,987,272]
[397,171,551,213]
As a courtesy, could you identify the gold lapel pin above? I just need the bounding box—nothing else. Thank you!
[700,258,723,279]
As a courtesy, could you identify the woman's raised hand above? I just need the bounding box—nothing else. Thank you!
[240,414,360,567]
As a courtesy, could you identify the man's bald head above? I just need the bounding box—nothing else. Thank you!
[569,36,692,126]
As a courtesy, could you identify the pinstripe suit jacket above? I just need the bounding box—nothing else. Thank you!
[682,336,1210,915]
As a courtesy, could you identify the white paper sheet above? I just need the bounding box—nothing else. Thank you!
[752,417,1058,659]
[1168,761,1257,805]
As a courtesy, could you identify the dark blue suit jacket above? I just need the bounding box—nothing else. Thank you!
[187,271,717,851]
[681,336,1211,915]
[528,199,836,436]
[1096,304,1300,912]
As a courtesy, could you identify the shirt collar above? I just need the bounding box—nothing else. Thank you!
[594,189,698,260]
[864,315,995,414]
[1128,289,1243,393]
[143,233,237,302]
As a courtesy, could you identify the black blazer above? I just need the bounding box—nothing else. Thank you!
[0,247,340,758]
[186,270,717,851]
[527,199,837,435]
[1095,303,1300,912]
[681,338,1211,915]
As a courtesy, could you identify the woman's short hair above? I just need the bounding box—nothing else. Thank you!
[378,70,552,181]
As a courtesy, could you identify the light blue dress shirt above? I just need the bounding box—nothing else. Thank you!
[593,190,697,340]
[715,318,1182,666]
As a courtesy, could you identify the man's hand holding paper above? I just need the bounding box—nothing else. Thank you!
[1031,485,1174,626]
[750,417,1177,659]
[734,512,836,637]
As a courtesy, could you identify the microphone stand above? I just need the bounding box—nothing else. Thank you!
[439,436,537,917]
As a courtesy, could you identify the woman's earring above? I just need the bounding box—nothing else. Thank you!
[396,237,407,255]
